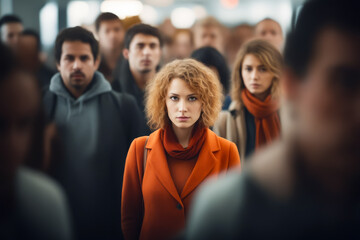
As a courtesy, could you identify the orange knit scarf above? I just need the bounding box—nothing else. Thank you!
[241,89,281,148]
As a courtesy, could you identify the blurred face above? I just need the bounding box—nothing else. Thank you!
[0,22,23,49]
[17,35,39,71]
[173,32,193,59]
[0,72,39,171]
[166,78,202,132]
[98,20,124,51]
[194,26,223,53]
[57,41,99,98]
[124,33,161,75]
[255,20,283,51]
[242,54,274,100]
[294,28,360,155]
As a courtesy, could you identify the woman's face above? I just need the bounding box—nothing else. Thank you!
[166,78,202,131]
[241,54,275,100]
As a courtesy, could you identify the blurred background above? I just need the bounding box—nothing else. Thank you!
[0,0,305,67]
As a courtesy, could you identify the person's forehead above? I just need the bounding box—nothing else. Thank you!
[99,19,122,29]
[312,27,360,70]
[2,22,23,31]
[256,20,281,32]
[62,40,92,54]
[131,33,160,45]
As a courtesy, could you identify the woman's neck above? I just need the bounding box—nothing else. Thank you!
[172,124,194,148]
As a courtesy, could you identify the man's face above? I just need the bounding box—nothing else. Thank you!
[123,33,161,74]
[255,20,283,51]
[194,26,223,53]
[0,22,23,49]
[293,28,360,154]
[57,41,99,97]
[98,20,124,51]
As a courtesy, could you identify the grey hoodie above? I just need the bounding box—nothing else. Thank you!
[49,71,111,167]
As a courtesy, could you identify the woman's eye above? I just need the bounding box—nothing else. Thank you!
[245,67,252,72]
[170,96,178,101]
[259,67,267,72]
[189,96,197,101]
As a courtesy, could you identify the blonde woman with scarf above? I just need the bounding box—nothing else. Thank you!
[213,39,283,161]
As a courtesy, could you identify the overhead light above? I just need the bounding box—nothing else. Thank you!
[101,0,143,19]
[140,5,159,25]
[171,7,196,29]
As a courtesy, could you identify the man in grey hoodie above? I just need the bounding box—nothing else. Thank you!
[43,26,146,240]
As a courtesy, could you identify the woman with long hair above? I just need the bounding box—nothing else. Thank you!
[213,39,283,161]
[121,59,240,240]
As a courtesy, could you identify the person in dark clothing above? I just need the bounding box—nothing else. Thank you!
[114,23,162,134]
[191,46,231,109]
[95,12,125,84]
[43,26,146,240]
[186,0,360,239]
[16,29,56,89]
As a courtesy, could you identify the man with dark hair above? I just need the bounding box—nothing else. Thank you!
[0,14,23,49]
[186,0,360,239]
[16,29,56,89]
[43,26,146,240]
[95,12,125,83]
[114,23,162,134]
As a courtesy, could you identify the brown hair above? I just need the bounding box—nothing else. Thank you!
[231,39,283,103]
[146,58,223,130]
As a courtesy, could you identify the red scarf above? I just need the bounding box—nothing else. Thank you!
[241,89,281,148]
[161,123,207,160]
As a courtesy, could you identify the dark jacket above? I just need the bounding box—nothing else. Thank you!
[113,60,151,135]
[43,71,146,240]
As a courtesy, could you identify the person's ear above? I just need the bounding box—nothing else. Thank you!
[94,57,101,70]
[281,67,301,102]
[123,48,129,59]
[56,62,61,72]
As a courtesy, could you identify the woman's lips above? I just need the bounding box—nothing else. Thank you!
[176,116,190,122]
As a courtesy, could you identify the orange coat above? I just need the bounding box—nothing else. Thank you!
[121,128,240,240]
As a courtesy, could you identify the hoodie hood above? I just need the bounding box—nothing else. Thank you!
[49,71,111,103]
[49,71,111,121]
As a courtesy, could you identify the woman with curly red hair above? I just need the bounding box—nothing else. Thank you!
[121,58,240,240]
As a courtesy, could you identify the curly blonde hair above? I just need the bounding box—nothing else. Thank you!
[231,39,283,103]
[145,58,223,130]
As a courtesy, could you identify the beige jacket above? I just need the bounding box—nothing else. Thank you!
[213,100,247,161]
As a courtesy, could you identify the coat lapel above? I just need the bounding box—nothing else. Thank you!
[146,130,182,203]
[180,129,220,199]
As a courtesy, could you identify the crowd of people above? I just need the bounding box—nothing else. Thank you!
[0,0,359,239]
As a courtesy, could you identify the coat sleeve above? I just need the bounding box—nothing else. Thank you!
[121,137,146,240]
[213,111,230,138]
[228,142,241,170]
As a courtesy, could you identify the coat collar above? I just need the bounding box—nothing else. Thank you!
[145,128,221,202]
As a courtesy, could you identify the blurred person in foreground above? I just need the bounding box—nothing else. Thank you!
[121,59,240,240]
[0,14,23,50]
[43,26,145,240]
[95,12,125,84]
[255,18,284,52]
[213,40,283,161]
[186,0,360,239]
[0,42,72,240]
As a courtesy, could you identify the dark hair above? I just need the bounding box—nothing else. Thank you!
[95,12,122,32]
[284,0,359,77]
[55,26,99,63]
[124,23,163,49]
[21,29,41,51]
[0,42,16,81]
[0,14,22,28]
[191,47,230,94]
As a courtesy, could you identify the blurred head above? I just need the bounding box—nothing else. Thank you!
[193,17,225,53]
[95,12,124,52]
[55,27,100,97]
[191,46,230,94]
[17,29,41,72]
[0,43,42,174]
[231,39,283,102]
[284,0,360,158]
[173,29,193,59]
[123,24,162,75]
[255,18,284,51]
[0,14,23,49]
[146,59,222,130]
